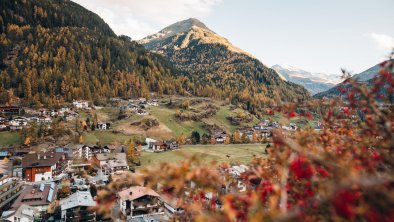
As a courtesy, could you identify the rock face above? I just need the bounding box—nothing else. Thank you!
[139,18,310,103]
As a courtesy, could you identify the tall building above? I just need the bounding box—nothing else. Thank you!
[22,152,66,182]
[0,158,23,212]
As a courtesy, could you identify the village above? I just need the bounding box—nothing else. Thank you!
[0,97,324,221]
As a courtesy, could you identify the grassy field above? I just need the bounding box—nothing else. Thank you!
[0,131,21,147]
[82,131,135,144]
[149,106,207,136]
[79,96,316,144]
[205,105,260,133]
[140,144,267,166]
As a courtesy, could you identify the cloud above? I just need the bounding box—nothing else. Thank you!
[73,0,223,39]
[368,32,394,50]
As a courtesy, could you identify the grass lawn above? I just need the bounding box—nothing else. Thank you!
[206,106,261,134]
[208,105,236,133]
[82,131,134,144]
[0,131,21,147]
[149,106,207,136]
[140,144,267,166]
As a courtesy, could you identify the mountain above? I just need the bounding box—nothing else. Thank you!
[351,64,381,82]
[271,64,339,95]
[313,62,392,99]
[0,0,186,106]
[0,0,115,37]
[139,18,310,108]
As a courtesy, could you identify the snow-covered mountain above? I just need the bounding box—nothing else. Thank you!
[271,64,340,95]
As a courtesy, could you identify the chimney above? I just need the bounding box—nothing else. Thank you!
[37,153,40,160]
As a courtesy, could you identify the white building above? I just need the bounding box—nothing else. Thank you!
[142,138,157,150]
[1,204,39,222]
[97,122,109,130]
[9,117,28,127]
[160,195,184,215]
[117,186,161,219]
[72,100,89,109]
[60,191,96,221]
[95,153,128,175]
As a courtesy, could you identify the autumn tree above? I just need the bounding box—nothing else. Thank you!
[177,133,187,145]
[126,140,137,164]
[233,130,242,143]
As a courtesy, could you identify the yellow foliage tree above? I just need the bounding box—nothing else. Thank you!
[252,132,258,143]
[24,137,31,146]
[81,121,87,131]
[127,142,136,163]
[177,133,187,145]
[234,130,242,143]
[79,135,84,144]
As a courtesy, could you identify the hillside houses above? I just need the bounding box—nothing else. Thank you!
[0,159,23,212]
[117,186,161,219]
[97,122,110,130]
[94,153,128,175]
[0,105,79,132]
[10,183,57,214]
[9,117,28,130]
[72,100,89,109]
[212,130,228,143]
[60,191,96,221]
[21,152,66,182]
[0,107,23,116]
[145,139,180,152]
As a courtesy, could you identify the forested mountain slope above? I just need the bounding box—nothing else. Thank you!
[0,0,187,106]
[140,18,311,111]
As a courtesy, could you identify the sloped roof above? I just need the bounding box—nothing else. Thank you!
[11,184,57,209]
[22,152,64,168]
[2,204,38,220]
[118,186,159,201]
[95,152,125,161]
[60,191,96,211]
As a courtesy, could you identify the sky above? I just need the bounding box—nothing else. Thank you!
[73,0,394,76]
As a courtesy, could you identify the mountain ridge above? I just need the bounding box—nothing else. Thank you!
[313,61,392,99]
[139,18,253,57]
[139,18,311,109]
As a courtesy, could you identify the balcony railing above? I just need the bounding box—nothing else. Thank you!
[0,179,19,192]
[0,186,23,208]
